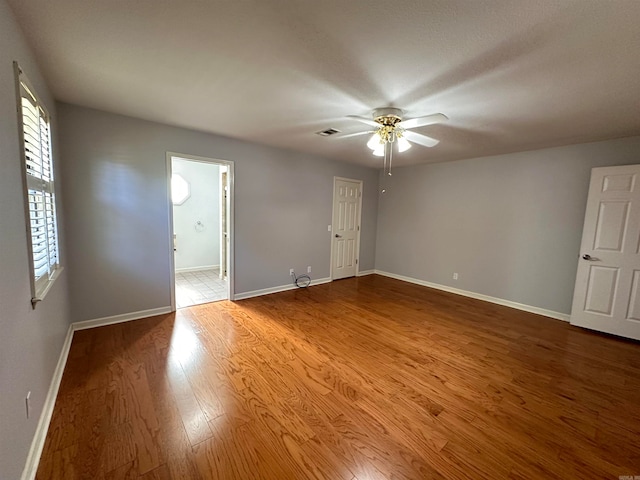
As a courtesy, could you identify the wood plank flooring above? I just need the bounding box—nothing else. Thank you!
[37,275,640,479]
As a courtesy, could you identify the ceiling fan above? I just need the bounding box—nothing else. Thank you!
[339,107,447,174]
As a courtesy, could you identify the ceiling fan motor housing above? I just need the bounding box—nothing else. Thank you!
[373,107,403,126]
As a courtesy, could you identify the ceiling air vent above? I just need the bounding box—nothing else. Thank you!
[316,128,341,137]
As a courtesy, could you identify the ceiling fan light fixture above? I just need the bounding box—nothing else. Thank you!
[397,136,411,152]
[367,133,382,150]
[344,107,446,175]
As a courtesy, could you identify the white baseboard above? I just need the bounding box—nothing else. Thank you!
[73,306,173,331]
[374,270,570,322]
[175,264,219,273]
[21,325,74,480]
[234,277,332,301]
[357,269,375,276]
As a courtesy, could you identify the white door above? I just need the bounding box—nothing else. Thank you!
[331,178,361,280]
[570,164,640,340]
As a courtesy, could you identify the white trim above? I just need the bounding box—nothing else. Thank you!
[166,154,177,311]
[330,177,363,281]
[73,306,173,331]
[167,152,235,308]
[175,264,219,273]
[374,270,570,322]
[31,267,64,307]
[234,277,332,301]
[21,325,73,480]
[357,269,374,276]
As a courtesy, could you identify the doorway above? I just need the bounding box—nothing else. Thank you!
[167,153,234,309]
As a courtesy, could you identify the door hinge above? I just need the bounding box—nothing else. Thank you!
[357,225,360,231]
[356,259,358,264]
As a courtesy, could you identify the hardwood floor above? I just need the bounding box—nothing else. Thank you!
[37,275,640,479]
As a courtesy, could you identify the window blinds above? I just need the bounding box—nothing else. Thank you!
[17,68,60,301]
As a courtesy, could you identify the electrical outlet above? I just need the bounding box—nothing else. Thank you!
[26,391,31,419]
[289,268,294,276]
[307,266,312,273]
[453,273,458,280]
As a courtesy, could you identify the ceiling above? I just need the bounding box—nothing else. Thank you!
[7,0,640,168]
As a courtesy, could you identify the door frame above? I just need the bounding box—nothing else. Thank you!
[166,152,235,310]
[219,170,228,279]
[330,176,363,280]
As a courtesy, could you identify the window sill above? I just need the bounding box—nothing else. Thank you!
[31,266,64,309]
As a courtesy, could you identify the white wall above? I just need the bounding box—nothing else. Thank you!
[0,0,71,478]
[57,103,379,322]
[172,159,220,271]
[375,136,640,316]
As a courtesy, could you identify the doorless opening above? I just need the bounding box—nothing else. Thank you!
[167,153,234,310]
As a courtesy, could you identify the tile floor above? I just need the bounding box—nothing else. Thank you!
[175,268,227,308]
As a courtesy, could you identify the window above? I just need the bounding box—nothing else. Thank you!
[14,63,61,306]
[171,173,191,205]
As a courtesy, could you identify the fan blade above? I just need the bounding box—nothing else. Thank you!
[346,115,380,128]
[403,130,440,147]
[334,130,374,139]
[398,113,448,130]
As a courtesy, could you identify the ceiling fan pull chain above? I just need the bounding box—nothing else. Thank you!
[383,143,388,174]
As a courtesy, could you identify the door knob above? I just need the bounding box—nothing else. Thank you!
[335,234,342,238]
[582,254,592,260]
